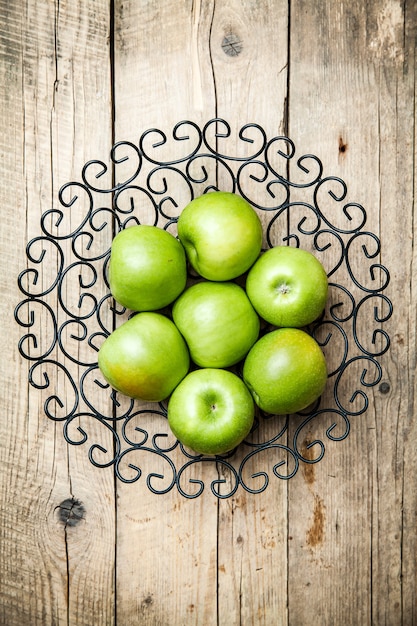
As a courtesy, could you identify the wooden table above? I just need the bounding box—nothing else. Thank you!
[1,1,416,624]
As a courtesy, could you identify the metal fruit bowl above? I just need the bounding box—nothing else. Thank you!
[15,119,393,498]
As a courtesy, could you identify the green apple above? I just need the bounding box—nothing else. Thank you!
[245,245,328,327]
[109,224,187,311]
[168,368,254,455]
[172,281,260,368]
[243,328,328,415]
[177,191,263,281]
[98,312,190,401]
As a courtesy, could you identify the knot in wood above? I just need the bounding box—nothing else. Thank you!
[57,498,85,527]
[221,33,243,57]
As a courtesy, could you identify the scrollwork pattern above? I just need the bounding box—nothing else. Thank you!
[15,119,393,498]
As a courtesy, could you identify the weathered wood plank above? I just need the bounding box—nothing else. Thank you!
[209,2,290,625]
[0,1,116,625]
[286,1,417,624]
[370,2,417,622]
[113,2,220,624]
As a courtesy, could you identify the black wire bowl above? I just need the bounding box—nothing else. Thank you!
[15,119,393,498]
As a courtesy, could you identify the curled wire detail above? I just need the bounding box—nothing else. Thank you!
[15,119,393,498]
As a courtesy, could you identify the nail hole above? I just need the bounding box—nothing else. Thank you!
[338,137,348,154]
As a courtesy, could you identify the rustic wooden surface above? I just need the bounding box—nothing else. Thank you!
[1,0,416,624]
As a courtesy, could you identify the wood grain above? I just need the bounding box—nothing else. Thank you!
[113,2,218,624]
[0,0,416,624]
[211,4,290,624]
[287,1,417,624]
[0,1,116,625]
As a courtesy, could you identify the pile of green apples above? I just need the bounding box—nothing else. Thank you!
[98,191,329,456]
